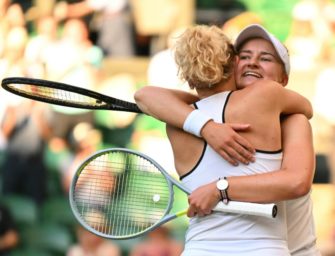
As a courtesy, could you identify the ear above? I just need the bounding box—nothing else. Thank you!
[281,73,289,87]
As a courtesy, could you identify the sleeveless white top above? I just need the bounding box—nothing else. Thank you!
[287,193,320,256]
[180,91,289,256]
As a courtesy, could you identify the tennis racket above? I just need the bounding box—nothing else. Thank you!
[1,77,143,113]
[69,148,277,240]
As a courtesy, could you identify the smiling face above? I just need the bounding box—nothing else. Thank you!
[234,37,288,89]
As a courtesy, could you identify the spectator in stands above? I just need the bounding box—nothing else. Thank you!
[43,18,103,83]
[147,27,188,90]
[1,99,54,206]
[0,26,28,79]
[42,18,102,142]
[61,122,102,193]
[67,225,120,256]
[130,226,183,256]
[24,15,59,78]
[54,0,135,57]
[285,0,332,71]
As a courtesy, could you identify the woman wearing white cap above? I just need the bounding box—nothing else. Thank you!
[135,24,320,255]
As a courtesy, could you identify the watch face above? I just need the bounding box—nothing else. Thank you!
[217,179,228,190]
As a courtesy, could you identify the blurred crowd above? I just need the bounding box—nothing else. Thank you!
[0,0,335,255]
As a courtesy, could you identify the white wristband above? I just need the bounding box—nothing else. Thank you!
[183,109,212,137]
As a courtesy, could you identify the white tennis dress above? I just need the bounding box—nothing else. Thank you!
[287,193,320,256]
[180,91,290,256]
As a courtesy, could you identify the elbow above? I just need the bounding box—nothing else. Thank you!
[305,109,313,120]
[305,101,314,120]
[288,179,312,198]
[294,184,311,198]
[134,86,154,112]
[134,86,148,105]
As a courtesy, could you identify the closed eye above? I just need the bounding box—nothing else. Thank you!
[238,54,250,60]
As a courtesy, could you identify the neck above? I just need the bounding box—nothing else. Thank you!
[196,77,236,99]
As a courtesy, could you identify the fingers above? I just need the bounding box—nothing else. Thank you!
[187,209,211,218]
[202,121,255,165]
[229,123,251,131]
[187,203,212,218]
[235,135,255,156]
[219,141,255,166]
[231,141,255,164]
[219,130,256,165]
[219,150,238,166]
[229,123,255,163]
[187,207,198,218]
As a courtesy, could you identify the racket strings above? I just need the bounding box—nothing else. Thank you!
[9,83,105,107]
[73,152,171,237]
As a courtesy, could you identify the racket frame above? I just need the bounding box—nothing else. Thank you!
[1,77,142,113]
[69,148,188,239]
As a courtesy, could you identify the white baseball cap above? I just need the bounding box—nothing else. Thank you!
[234,24,290,75]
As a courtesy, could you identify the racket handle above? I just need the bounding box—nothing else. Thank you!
[213,201,277,218]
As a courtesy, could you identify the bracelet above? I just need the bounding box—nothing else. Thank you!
[183,109,212,137]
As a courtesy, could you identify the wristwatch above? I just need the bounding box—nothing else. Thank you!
[216,177,229,204]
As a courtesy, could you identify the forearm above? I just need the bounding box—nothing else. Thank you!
[134,86,198,128]
[293,97,313,120]
[227,170,309,203]
[281,87,313,119]
[227,114,314,203]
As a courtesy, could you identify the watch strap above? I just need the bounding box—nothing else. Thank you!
[220,177,229,204]
[218,182,224,201]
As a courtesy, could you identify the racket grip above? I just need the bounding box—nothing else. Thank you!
[213,201,277,218]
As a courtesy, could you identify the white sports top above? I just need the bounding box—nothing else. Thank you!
[287,193,320,256]
[180,91,290,256]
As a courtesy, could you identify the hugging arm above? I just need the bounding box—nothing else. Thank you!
[135,86,199,128]
[187,114,315,217]
[279,90,313,119]
[135,86,255,165]
[247,80,313,119]
[227,114,314,201]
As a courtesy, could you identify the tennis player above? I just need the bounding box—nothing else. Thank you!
[135,24,313,255]
[135,24,320,255]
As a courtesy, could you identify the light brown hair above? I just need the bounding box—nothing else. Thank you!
[174,25,235,89]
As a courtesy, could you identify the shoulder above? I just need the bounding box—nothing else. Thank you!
[251,79,282,91]
[242,80,284,99]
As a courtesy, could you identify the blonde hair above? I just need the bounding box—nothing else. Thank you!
[174,25,235,89]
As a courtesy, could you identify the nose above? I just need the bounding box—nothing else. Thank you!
[247,56,259,67]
